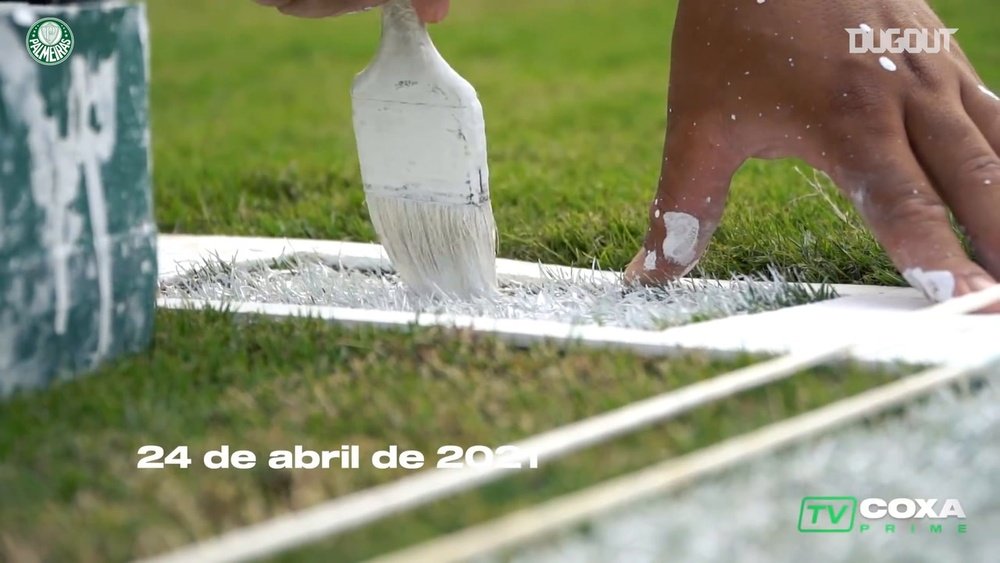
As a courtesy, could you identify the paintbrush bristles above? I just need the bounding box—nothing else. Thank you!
[366,194,498,297]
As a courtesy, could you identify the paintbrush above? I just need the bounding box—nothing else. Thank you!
[352,0,497,297]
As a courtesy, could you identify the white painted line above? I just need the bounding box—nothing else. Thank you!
[156,234,919,297]
[156,234,612,285]
[140,286,1000,563]
[157,292,1000,366]
[154,234,917,298]
[156,234,1000,365]
[370,358,997,563]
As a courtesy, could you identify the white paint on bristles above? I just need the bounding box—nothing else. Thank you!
[161,251,818,332]
[879,56,897,72]
[352,0,497,298]
[903,268,956,302]
[661,212,699,266]
[0,21,118,355]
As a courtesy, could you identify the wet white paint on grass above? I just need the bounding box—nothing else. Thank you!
[159,254,833,331]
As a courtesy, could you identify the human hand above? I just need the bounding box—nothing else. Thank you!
[254,0,449,22]
[625,0,1000,310]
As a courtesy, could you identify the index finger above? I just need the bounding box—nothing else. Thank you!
[413,0,450,23]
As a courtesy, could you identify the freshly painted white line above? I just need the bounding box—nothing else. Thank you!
[156,235,1000,365]
[141,286,1000,563]
[157,293,1000,365]
[370,358,998,563]
[156,234,903,296]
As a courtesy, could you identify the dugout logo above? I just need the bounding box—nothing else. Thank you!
[26,17,75,66]
[846,27,957,54]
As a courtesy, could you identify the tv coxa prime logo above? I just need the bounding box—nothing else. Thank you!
[26,17,75,66]
[799,497,967,534]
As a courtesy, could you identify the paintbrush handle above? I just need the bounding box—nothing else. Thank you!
[379,0,436,57]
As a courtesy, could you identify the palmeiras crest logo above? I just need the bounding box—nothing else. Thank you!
[26,17,75,66]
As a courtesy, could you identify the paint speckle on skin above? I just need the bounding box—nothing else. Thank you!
[654,209,661,218]
[661,212,700,267]
[903,268,956,302]
[731,114,737,121]
[643,250,657,271]
[979,84,1000,102]
[756,0,766,4]
[879,56,897,72]
[859,23,873,33]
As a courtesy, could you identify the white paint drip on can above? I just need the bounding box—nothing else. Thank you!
[661,212,700,267]
[71,55,119,356]
[903,268,956,303]
[0,23,119,355]
[11,7,35,26]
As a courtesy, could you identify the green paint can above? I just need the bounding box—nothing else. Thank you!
[0,2,156,396]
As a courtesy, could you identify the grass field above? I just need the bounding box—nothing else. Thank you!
[2,0,998,561]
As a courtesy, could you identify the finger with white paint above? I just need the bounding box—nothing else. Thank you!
[624,117,745,285]
[827,135,999,313]
[961,79,1000,170]
[904,87,1000,283]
